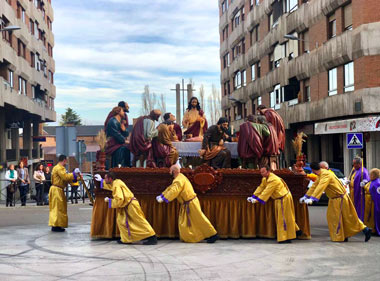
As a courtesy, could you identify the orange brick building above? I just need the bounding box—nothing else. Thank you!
[219,0,380,174]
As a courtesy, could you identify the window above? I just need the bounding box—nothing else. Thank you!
[286,0,298,13]
[285,32,299,59]
[48,44,53,57]
[268,13,273,30]
[35,53,41,71]
[234,72,241,89]
[32,86,35,98]
[242,70,247,87]
[17,39,26,58]
[344,62,354,92]
[301,30,310,52]
[18,76,27,95]
[257,61,261,78]
[256,0,260,5]
[8,69,14,88]
[304,79,310,102]
[30,19,34,34]
[34,21,39,39]
[250,25,259,45]
[269,52,274,71]
[234,11,240,29]
[31,52,35,67]
[328,14,336,39]
[223,52,230,68]
[344,4,353,31]
[250,0,254,10]
[273,44,285,68]
[328,68,337,96]
[221,1,228,14]
[251,64,256,81]
[222,25,229,41]
[258,96,262,106]
[224,81,230,96]
[49,71,54,84]
[270,84,283,108]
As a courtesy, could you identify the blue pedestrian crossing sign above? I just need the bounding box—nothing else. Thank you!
[347,133,363,149]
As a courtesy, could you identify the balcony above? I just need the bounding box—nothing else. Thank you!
[229,23,245,47]
[276,88,380,129]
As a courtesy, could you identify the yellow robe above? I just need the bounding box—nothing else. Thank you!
[363,182,375,232]
[253,173,299,242]
[48,164,75,228]
[306,169,366,241]
[161,173,217,242]
[349,170,356,202]
[182,109,206,136]
[104,179,155,243]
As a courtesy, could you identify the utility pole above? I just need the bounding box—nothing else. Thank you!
[170,79,196,126]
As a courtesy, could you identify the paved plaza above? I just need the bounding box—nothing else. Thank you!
[0,204,379,281]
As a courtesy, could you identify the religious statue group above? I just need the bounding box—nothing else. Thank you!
[103,97,286,171]
[44,97,379,247]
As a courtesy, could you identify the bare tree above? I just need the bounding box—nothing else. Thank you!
[199,84,205,111]
[141,85,157,115]
[212,84,221,123]
[207,95,215,125]
[158,93,167,119]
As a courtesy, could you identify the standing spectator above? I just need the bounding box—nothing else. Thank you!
[33,163,45,206]
[17,161,30,206]
[43,166,52,205]
[70,168,79,204]
[5,164,18,207]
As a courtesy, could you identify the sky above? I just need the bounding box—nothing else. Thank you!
[52,0,221,125]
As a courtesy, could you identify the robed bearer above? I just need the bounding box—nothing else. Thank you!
[156,165,218,243]
[300,162,371,242]
[49,155,80,232]
[363,168,380,236]
[247,165,300,243]
[348,157,370,221]
[94,172,157,245]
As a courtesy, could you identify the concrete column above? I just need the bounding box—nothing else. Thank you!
[0,109,6,163]
[366,132,380,170]
[321,135,333,163]
[23,120,32,160]
[33,121,40,159]
[11,128,20,162]
[284,129,294,168]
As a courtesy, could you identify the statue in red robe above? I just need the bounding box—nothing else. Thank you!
[182,97,207,139]
[257,105,285,151]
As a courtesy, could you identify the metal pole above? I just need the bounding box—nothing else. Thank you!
[182,79,185,118]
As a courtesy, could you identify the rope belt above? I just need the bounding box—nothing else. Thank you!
[274,191,290,231]
[331,192,346,234]
[125,197,137,237]
[183,196,197,227]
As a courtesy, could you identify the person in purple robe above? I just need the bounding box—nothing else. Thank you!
[348,157,370,221]
[363,168,380,235]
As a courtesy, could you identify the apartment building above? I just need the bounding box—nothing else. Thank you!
[0,0,56,168]
[219,0,380,174]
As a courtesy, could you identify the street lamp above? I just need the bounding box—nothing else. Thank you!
[0,25,21,32]
[284,34,318,48]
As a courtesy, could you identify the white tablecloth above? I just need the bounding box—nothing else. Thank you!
[172,142,239,159]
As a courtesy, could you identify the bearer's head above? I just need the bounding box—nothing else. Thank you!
[217,117,229,133]
[353,157,362,170]
[369,168,380,181]
[310,162,321,175]
[58,154,67,165]
[260,165,271,178]
[169,164,181,179]
[319,161,329,170]
[105,171,116,184]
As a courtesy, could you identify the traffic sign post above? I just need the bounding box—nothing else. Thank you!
[347,133,363,149]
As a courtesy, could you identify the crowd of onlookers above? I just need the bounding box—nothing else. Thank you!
[4,161,52,207]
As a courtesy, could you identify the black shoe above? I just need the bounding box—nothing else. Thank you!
[143,235,158,245]
[51,227,65,232]
[279,240,292,244]
[206,234,219,244]
[363,227,372,242]
[21,203,26,206]
[296,230,303,237]
[117,239,126,244]
[344,238,348,242]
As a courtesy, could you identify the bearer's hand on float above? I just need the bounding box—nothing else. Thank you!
[156,195,163,203]
[299,196,307,204]
[94,174,102,182]
[104,197,110,203]
[247,196,257,204]
[304,198,313,205]
[360,180,368,188]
